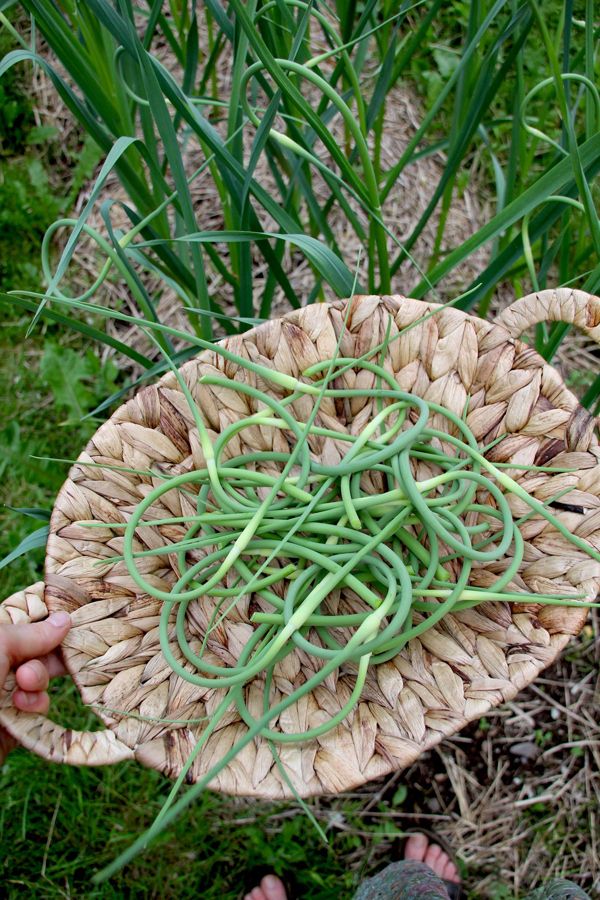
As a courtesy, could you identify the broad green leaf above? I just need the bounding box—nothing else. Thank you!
[40,343,119,421]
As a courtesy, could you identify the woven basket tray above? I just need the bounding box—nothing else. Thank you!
[1,290,599,798]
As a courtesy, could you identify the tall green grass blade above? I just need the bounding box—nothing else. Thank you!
[98,203,175,353]
[120,10,211,341]
[582,374,600,412]
[584,0,596,138]
[381,0,508,202]
[136,231,357,297]
[5,508,52,522]
[225,0,370,202]
[413,131,600,302]
[0,526,48,572]
[529,1,600,257]
[204,0,234,42]
[140,0,164,52]
[229,0,258,320]
[0,293,154,368]
[392,5,533,275]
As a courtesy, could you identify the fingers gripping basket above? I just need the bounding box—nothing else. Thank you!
[1,290,599,797]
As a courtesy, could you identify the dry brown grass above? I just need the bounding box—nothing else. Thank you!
[408,615,599,897]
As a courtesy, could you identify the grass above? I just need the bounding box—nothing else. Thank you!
[0,719,361,899]
[0,321,119,594]
[0,670,391,899]
[1,624,597,898]
[0,15,99,296]
[0,22,59,292]
[0,1,599,897]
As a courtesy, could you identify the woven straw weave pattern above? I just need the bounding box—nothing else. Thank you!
[1,292,598,796]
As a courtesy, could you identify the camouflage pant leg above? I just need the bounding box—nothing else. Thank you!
[524,880,592,900]
[352,863,592,899]
[353,861,451,900]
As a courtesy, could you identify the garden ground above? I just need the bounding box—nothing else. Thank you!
[1,4,599,897]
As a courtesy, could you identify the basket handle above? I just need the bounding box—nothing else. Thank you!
[496,288,600,345]
[0,583,133,766]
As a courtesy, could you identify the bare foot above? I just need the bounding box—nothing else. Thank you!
[404,833,461,885]
[244,831,460,899]
[243,874,287,900]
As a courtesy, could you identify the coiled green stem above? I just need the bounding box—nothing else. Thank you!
[94,350,598,882]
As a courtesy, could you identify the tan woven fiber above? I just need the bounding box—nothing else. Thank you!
[0,289,598,797]
[0,583,133,764]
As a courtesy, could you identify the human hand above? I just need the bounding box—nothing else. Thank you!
[0,611,71,764]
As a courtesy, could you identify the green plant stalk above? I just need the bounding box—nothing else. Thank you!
[529,0,600,257]
[393,6,534,277]
[380,0,507,203]
[413,131,600,300]
[227,0,256,316]
[239,58,389,290]
[584,0,596,138]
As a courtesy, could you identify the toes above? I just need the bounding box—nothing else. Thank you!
[15,659,49,693]
[260,875,287,900]
[12,689,50,715]
[433,850,451,878]
[424,843,444,874]
[404,833,428,862]
[443,859,460,884]
[405,833,460,884]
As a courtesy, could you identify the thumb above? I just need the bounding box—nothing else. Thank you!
[0,612,71,687]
